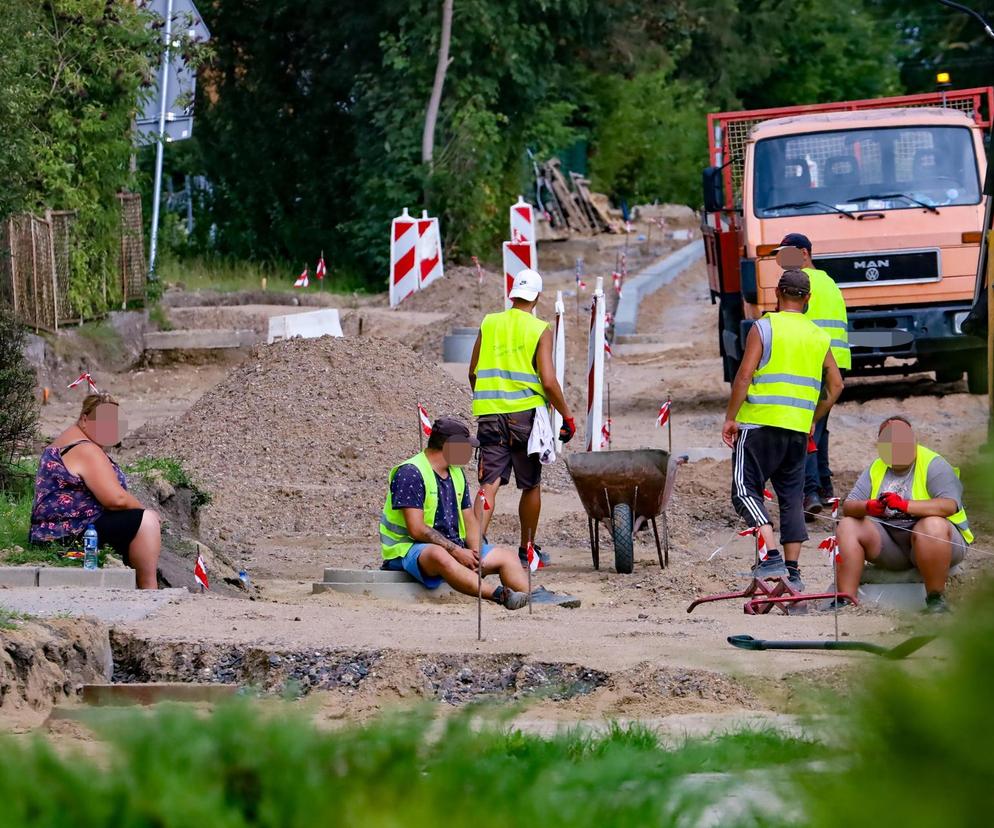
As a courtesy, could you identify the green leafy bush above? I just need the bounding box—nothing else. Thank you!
[0,703,822,827]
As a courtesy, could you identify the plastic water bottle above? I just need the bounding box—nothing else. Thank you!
[238,569,251,589]
[83,525,99,571]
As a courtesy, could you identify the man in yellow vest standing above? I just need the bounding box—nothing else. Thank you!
[773,233,851,520]
[469,268,576,567]
[835,416,972,614]
[722,269,844,589]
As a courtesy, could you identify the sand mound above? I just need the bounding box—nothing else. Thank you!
[132,336,473,552]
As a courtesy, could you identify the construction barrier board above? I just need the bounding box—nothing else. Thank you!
[502,241,533,311]
[267,309,344,344]
[553,290,566,443]
[510,196,538,271]
[417,211,444,289]
[390,208,419,308]
[586,277,606,451]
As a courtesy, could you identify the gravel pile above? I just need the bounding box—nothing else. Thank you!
[132,336,472,552]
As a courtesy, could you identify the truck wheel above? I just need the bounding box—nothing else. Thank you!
[718,296,744,383]
[967,357,988,395]
[612,503,634,574]
[935,367,963,385]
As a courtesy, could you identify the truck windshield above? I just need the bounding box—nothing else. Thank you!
[753,125,980,218]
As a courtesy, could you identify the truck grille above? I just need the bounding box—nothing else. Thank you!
[814,250,940,287]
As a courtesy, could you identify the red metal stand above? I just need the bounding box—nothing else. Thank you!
[686,577,858,615]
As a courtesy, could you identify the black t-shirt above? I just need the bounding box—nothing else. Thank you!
[390,464,470,546]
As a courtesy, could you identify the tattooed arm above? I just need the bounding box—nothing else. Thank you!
[401,508,478,569]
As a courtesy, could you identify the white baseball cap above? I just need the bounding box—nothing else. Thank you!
[509,268,543,301]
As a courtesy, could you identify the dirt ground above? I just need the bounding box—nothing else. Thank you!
[13,247,993,735]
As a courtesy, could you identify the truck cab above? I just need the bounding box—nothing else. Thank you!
[702,88,992,392]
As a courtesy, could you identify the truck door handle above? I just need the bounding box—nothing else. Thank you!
[856,213,885,220]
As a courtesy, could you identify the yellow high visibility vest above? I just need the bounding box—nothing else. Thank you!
[379,451,467,560]
[804,267,851,370]
[869,444,973,544]
[736,311,830,434]
[472,308,548,416]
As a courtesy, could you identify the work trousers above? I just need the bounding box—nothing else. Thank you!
[731,425,809,545]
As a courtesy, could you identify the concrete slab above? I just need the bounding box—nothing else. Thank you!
[614,239,704,336]
[267,308,344,344]
[38,568,136,589]
[856,583,926,612]
[0,566,39,587]
[144,329,256,350]
[83,683,238,706]
[0,587,188,623]
[312,581,454,600]
[322,568,416,584]
[861,563,963,585]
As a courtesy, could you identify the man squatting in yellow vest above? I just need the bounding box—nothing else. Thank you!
[469,268,576,566]
[773,233,852,520]
[379,417,531,609]
[722,269,844,588]
[835,416,973,614]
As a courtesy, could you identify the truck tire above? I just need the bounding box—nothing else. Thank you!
[967,356,988,395]
[718,296,744,383]
[611,503,634,574]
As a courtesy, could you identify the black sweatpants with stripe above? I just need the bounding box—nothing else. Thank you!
[731,425,809,545]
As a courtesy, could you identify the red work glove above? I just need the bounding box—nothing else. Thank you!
[879,491,910,513]
[559,416,576,444]
[807,436,818,453]
[866,499,886,518]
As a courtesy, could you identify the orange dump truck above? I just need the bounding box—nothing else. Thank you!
[702,87,992,392]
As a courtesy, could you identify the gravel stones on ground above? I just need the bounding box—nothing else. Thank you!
[130,336,472,553]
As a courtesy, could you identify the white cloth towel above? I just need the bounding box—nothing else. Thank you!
[528,405,557,465]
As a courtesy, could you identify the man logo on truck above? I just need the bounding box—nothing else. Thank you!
[854,260,889,281]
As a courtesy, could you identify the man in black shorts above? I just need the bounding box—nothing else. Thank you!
[469,269,575,566]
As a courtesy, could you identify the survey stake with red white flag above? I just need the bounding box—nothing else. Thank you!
[525,540,543,572]
[738,527,769,561]
[293,266,309,288]
[417,404,432,438]
[68,372,99,393]
[656,400,671,427]
[315,255,326,280]
[194,552,209,590]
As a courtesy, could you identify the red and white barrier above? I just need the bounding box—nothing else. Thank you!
[586,277,606,452]
[417,210,444,289]
[552,290,566,442]
[390,208,420,307]
[502,241,533,310]
[510,196,537,271]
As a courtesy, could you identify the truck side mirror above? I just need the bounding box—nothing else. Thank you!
[702,166,725,213]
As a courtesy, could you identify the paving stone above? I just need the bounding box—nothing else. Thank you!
[82,683,238,706]
[312,580,453,600]
[322,567,418,584]
[0,567,39,587]
[37,568,136,589]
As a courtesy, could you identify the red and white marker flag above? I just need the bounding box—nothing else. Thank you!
[604,340,613,360]
[586,278,606,451]
[526,539,543,572]
[417,211,444,289]
[575,257,587,291]
[477,489,491,512]
[600,418,612,449]
[293,266,309,288]
[194,552,209,590]
[510,196,537,270]
[390,208,419,307]
[819,535,841,562]
[67,372,99,393]
[472,256,484,285]
[827,497,841,519]
[315,255,326,281]
[738,527,769,560]
[612,271,623,297]
[502,241,533,311]
[656,400,671,428]
[764,489,774,501]
[552,291,566,442]
[417,403,432,438]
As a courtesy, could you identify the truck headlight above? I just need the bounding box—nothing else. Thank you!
[953,311,969,334]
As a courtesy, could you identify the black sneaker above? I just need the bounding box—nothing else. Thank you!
[786,570,805,593]
[530,586,581,608]
[803,493,823,523]
[823,597,853,611]
[751,556,788,580]
[924,593,951,614]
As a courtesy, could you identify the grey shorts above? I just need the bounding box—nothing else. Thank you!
[870,519,968,571]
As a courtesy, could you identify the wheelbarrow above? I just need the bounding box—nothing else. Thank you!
[565,449,685,573]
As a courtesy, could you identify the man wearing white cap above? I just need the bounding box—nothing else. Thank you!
[469,268,575,567]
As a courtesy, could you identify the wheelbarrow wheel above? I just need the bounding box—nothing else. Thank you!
[612,503,634,574]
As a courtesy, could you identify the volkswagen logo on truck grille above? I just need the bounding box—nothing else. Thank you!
[816,250,940,287]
